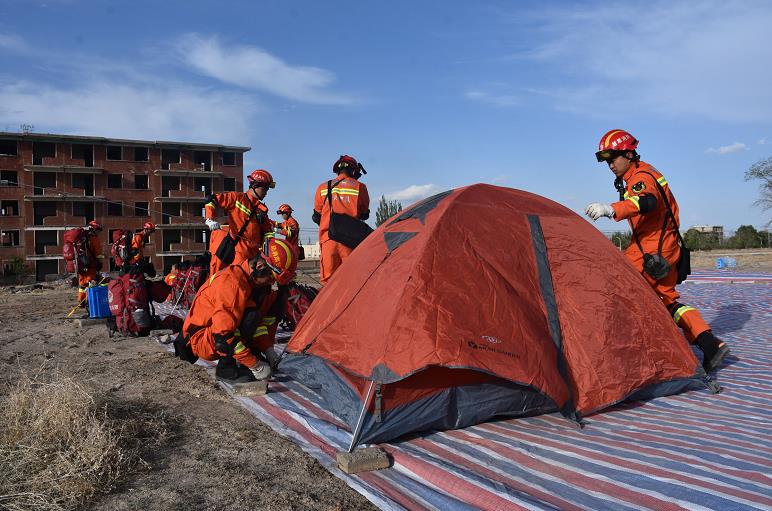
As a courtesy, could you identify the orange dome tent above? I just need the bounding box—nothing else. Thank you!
[281,184,706,447]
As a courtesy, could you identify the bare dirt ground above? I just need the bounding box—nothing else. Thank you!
[0,267,376,511]
[690,247,772,272]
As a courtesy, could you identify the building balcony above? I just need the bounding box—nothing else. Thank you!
[40,215,87,227]
[25,192,104,202]
[154,249,207,256]
[168,189,206,199]
[153,168,224,177]
[43,244,60,255]
[154,195,209,203]
[24,165,104,175]
[25,254,63,261]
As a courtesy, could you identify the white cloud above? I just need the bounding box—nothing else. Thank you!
[0,80,257,144]
[706,142,747,154]
[759,137,768,145]
[465,90,521,108]
[387,184,441,202]
[175,34,355,105]
[0,32,29,53]
[514,1,772,122]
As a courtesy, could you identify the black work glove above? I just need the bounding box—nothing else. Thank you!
[239,307,261,340]
[95,260,103,272]
[312,210,321,225]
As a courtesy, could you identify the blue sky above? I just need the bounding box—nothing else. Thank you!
[2,0,771,240]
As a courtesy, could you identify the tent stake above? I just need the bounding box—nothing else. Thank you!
[348,380,376,453]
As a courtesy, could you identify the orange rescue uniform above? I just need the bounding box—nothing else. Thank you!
[313,174,370,285]
[275,217,300,246]
[205,191,274,274]
[611,161,710,341]
[129,232,149,265]
[78,233,104,303]
[182,260,278,369]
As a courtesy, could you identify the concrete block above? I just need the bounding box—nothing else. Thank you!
[73,318,107,328]
[231,380,268,397]
[336,447,391,474]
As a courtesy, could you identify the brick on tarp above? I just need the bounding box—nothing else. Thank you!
[336,447,390,474]
[231,380,268,397]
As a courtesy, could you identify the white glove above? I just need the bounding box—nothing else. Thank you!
[584,202,615,221]
[250,360,272,381]
[273,227,281,233]
[205,218,220,231]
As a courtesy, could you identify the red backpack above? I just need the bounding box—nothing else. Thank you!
[63,228,92,274]
[170,263,208,310]
[111,229,132,268]
[107,272,152,336]
[280,283,319,330]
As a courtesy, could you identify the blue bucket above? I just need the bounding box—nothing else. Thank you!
[88,285,111,318]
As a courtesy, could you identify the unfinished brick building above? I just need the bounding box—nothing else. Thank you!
[0,132,249,281]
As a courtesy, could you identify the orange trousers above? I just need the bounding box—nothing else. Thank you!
[628,251,710,342]
[188,327,275,369]
[320,239,353,285]
[77,267,98,303]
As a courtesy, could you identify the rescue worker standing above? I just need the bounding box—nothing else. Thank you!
[179,239,297,382]
[274,203,300,247]
[128,221,156,276]
[585,129,730,373]
[204,169,275,275]
[312,155,370,285]
[77,220,104,306]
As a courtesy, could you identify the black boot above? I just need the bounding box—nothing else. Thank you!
[696,331,730,373]
[215,356,256,383]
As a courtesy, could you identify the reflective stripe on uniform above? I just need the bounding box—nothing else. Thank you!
[253,326,269,337]
[320,188,360,197]
[205,202,215,209]
[235,200,252,216]
[261,316,276,326]
[233,341,248,354]
[657,176,668,187]
[626,195,641,210]
[673,305,695,324]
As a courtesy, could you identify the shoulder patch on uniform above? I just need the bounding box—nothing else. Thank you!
[631,181,646,193]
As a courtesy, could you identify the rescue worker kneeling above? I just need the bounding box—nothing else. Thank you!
[175,239,298,382]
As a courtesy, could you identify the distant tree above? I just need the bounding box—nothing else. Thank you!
[745,157,772,227]
[9,256,28,284]
[684,228,720,250]
[609,231,632,250]
[727,225,762,249]
[683,228,702,251]
[375,195,403,227]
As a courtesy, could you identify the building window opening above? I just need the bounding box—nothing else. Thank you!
[194,151,211,171]
[133,147,149,162]
[223,177,236,191]
[107,173,123,189]
[162,202,181,224]
[33,203,57,226]
[106,145,123,161]
[107,201,123,216]
[134,174,149,189]
[71,144,94,167]
[33,172,56,195]
[34,230,57,255]
[222,151,236,166]
[161,149,181,170]
[1,170,18,187]
[1,229,21,247]
[72,202,95,223]
[0,140,18,156]
[135,202,149,217]
[161,176,180,197]
[1,200,19,216]
[194,176,212,195]
[32,142,56,165]
[71,174,94,196]
[162,229,181,251]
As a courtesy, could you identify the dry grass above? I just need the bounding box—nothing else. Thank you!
[0,372,173,511]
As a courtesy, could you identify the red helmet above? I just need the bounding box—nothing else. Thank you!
[87,220,103,231]
[596,129,639,162]
[247,169,275,189]
[333,155,367,179]
[276,204,293,215]
[143,221,156,232]
[261,239,297,286]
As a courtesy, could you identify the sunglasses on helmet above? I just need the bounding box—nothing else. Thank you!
[250,181,276,189]
[595,150,625,162]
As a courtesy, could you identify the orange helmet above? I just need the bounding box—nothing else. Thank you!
[247,169,275,189]
[596,129,639,162]
[87,220,103,231]
[261,239,297,285]
[143,221,156,232]
[276,204,293,215]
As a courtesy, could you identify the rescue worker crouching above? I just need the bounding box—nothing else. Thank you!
[312,155,370,285]
[584,129,730,373]
[177,239,298,383]
[204,169,276,276]
[78,220,105,306]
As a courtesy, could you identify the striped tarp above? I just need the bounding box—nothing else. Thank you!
[157,280,772,511]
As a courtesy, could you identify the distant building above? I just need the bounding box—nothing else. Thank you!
[0,131,249,281]
[691,225,724,243]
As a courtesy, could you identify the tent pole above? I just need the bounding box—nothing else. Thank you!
[347,380,376,453]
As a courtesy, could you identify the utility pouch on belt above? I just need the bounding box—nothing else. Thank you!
[327,179,373,249]
[642,253,671,280]
[215,202,259,266]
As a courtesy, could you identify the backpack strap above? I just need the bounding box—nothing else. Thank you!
[326,178,346,214]
[628,171,686,258]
